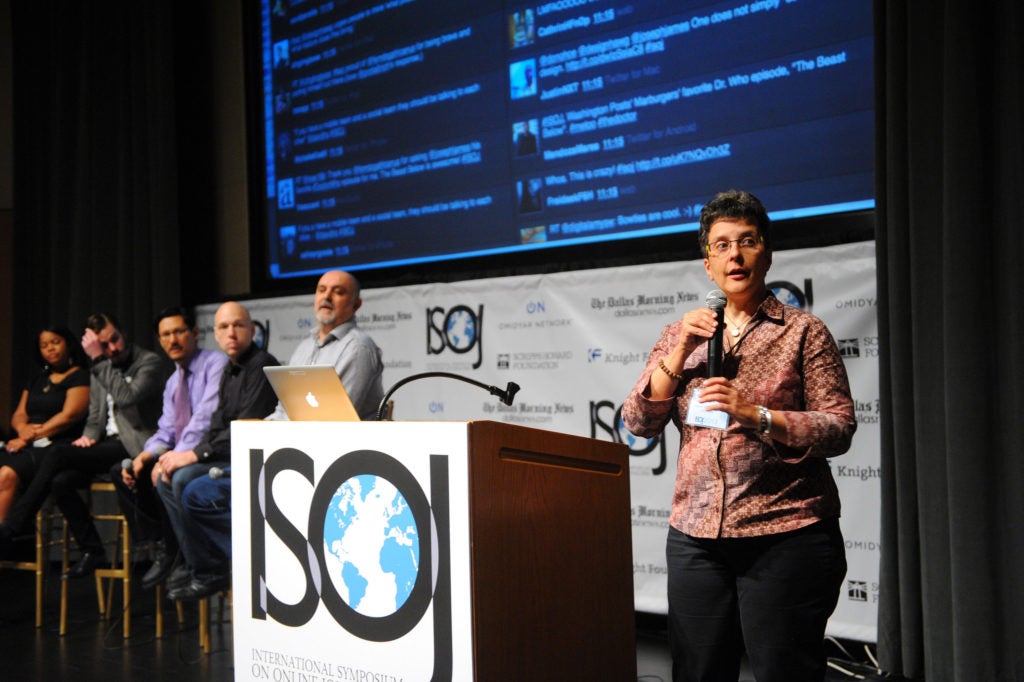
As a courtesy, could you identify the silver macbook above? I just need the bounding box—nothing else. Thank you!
[263,365,361,421]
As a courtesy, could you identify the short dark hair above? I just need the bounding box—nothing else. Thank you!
[85,312,121,335]
[697,190,772,254]
[34,325,89,369]
[153,306,196,334]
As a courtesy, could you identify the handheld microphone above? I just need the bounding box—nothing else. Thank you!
[121,457,137,490]
[209,466,228,480]
[705,290,727,377]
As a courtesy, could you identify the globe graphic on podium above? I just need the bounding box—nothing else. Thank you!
[322,474,420,617]
[445,308,476,351]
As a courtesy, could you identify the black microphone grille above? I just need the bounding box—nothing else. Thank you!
[705,289,727,310]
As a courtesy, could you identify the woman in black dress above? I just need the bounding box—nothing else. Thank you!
[0,326,90,522]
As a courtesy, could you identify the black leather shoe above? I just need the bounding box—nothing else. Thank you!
[64,551,106,579]
[167,575,229,601]
[141,547,182,590]
[165,563,191,591]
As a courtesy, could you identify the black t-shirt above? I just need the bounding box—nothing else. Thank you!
[23,366,90,441]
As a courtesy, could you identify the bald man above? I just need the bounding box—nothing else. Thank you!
[145,301,280,595]
[266,269,384,421]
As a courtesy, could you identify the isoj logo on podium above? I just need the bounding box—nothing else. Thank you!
[248,447,454,676]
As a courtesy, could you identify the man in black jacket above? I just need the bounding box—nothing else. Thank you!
[162,301,279,599]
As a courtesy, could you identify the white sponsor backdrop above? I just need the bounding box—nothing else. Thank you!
[200,240,879,642]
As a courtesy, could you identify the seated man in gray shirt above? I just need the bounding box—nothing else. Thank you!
[266,269,384,421]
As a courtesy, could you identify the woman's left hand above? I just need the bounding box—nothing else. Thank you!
[697,377,759,429]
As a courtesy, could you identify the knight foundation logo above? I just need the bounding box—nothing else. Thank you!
[248,447,454,678]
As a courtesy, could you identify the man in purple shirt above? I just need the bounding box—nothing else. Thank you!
[113,306,228,590]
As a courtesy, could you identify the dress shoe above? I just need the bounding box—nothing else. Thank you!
[165,563,192,591]
[64,551,106,579]
[167,575,230,601]
[141,547,182,590]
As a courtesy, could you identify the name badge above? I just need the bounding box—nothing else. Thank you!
[684,387,730,430]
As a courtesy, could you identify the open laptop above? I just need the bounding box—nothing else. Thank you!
[263,365,361,421]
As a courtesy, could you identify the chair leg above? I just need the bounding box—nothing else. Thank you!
[121,520,130,639]
[199,597,210,653]
[156,584,164,638]
[34,510,45,629]
[59,521,70,636]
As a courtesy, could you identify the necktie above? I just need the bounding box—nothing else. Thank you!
[173,366,191,445]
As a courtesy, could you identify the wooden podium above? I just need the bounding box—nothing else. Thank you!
[463,421,635,680]
[231,420,635,682]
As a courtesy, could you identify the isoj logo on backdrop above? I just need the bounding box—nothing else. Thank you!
[590,399,669,476]
[426,304,484,369]
[768,278,813,312]
[248,447,454,679]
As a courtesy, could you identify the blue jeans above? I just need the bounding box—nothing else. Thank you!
[156,462,216,573]
[180,469,231,582]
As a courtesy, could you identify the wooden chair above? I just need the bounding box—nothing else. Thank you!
[59,481,183,638]
[199,588,232,654]
[0,504,67,628]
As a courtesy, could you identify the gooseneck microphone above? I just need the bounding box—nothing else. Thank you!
[377,372,521,421]
[705,289,727,377]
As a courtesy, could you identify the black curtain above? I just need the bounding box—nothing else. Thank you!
[10,2,180,385]
[875,2,1024,680]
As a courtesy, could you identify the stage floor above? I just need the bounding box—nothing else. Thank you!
[0,562,870,681]
[0,565,677,682]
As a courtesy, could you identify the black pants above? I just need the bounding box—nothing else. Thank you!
[109,458,175,552]
[665,519,846,682]
[3,439,129,554]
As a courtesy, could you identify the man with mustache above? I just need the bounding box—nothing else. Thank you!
[161,301,280,600]
[113,306,228,590]
[266,269,383,420]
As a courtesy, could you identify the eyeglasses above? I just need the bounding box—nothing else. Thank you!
[706,235,763,256]
[158,328,192,341]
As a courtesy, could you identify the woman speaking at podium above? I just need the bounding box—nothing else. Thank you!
[622,190,856,682]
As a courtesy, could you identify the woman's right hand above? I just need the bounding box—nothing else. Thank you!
[649,306,720,400]
[15,423,40,442]
[5,438,28,453]
[676,307,720,357]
